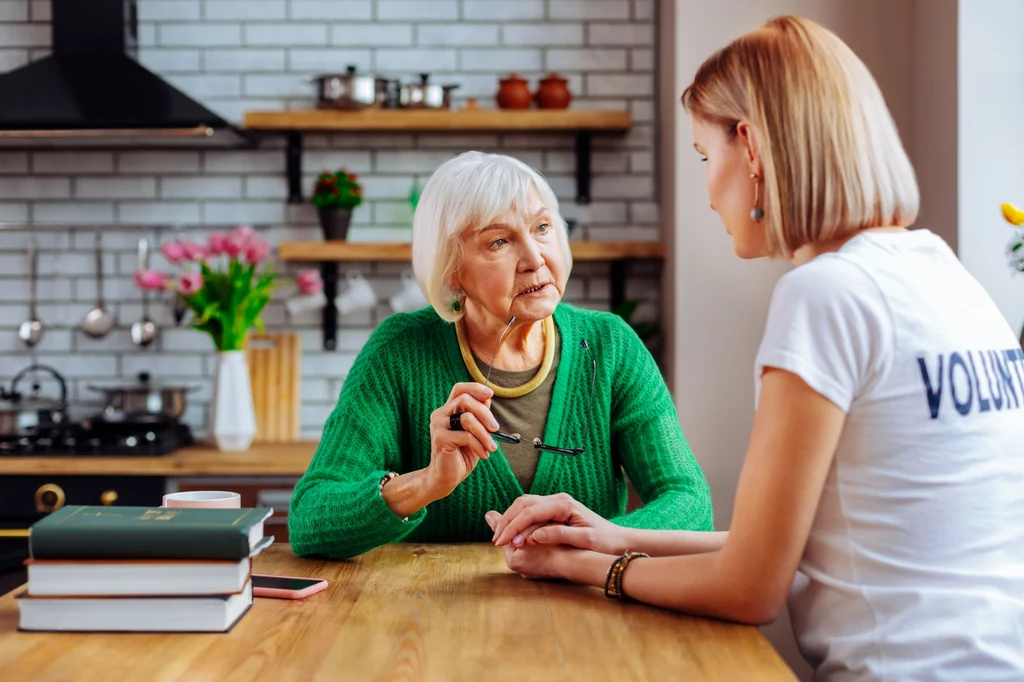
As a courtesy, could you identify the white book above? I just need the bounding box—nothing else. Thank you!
[18,581,252,633]
[26,557,251,597]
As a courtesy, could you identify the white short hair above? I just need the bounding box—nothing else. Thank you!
[412,151,572,322]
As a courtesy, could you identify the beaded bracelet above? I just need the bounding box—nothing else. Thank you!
[604,551,649,600]
[378,471,408,522]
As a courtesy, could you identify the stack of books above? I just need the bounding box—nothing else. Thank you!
[17,505,274,633]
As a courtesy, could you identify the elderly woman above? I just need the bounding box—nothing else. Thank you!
[288,151,712,559]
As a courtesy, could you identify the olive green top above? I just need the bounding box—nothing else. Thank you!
[473,335,562,491]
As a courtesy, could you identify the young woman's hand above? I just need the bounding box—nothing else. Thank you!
[488,493,631,556]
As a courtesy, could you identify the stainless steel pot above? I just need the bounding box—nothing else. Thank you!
[87,372,195,422]
[400,73,460,109]
[312,65,384,110]
[0,364,68,436]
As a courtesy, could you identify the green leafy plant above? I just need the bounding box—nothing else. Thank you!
[137,227,316,352]
[612,298,660,344]
[312,168,363,211]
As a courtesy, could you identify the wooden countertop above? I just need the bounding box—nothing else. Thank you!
[0,544,795,682]
[0,442,318,477]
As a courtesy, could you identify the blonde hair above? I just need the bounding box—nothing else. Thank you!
[681,15,919,258]
[412,151,571,323]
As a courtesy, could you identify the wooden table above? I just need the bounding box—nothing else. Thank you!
[0,441,319,477]
[0,544,795,682]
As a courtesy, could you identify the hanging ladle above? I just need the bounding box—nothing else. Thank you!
[17,237,44,348]
[130,237,158,347]
[81,232,116,338]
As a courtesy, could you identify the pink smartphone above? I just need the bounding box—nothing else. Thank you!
[251,574,328,599]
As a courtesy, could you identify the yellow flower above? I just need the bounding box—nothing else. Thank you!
[1002,202,1024,226]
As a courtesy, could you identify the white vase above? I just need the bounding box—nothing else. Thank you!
[209,350,256,451]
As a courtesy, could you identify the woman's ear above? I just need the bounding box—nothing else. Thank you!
[736,121,763,178]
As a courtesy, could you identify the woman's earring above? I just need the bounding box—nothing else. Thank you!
[750,173,765,223]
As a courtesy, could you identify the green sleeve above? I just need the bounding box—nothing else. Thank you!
[606,318,714,531]
[288,320,427,559]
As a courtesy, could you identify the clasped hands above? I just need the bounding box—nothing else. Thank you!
[484,492,628,581]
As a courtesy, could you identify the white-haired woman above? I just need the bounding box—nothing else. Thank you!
[289,151,713,559]
[487,17,1024,680]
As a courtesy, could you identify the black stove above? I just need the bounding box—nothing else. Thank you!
[0,419,193,456]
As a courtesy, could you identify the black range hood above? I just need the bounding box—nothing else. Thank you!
[0,0,255,148]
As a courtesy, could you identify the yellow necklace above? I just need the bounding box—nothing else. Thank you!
[456,316,556,399]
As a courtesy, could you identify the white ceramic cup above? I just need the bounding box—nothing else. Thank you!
[162,490,241,509]
[285,290,327,317]
[389,271,428,313]
[334,271,377,316]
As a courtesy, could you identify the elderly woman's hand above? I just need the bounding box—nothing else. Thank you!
[485,511,580,580]
[488,493,631,556]
[425,382,500,499]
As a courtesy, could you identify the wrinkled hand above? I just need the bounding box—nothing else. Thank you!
[426,383,498,500]
[489,492,630,555]
[485,511,574,580]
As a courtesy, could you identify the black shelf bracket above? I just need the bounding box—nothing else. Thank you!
[286,132,303,204]
[610,260,627,309]
[284,129,598,206]
[320,261,339,350]
[575,131,592,205]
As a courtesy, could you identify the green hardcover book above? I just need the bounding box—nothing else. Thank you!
[29,506,274,560]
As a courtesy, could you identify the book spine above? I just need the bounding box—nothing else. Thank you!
[30,525,250,560]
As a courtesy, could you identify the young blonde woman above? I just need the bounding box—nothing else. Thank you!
[486,16,1024,680]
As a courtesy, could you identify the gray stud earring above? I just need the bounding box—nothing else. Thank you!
[750,173,764,223]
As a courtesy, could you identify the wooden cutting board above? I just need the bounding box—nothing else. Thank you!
[245,333,301,443]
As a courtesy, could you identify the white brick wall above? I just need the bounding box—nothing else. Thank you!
[0,0,661,438]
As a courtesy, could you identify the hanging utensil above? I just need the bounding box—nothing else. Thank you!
[81,232,116,338]
[17,237,44,348]
[130,237,158,347]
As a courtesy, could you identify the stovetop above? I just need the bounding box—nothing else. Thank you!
[0,420,194,457]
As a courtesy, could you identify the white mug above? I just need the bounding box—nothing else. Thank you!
[285,290,327,317]
[162,490,241,509]
[389,271,428,313]
[334,271,377,316]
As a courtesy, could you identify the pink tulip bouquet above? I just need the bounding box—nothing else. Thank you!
[134,226,322,351]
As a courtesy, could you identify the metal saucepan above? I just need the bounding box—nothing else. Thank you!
[87,372,196,422]
[0,364,69,436]
[313,65,385,110]
[400,73,460,109]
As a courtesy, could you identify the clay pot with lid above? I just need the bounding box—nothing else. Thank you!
[496,72,532,110]
[534,72,573,110]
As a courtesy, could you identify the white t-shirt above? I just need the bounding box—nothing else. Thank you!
[754,230,1024,681]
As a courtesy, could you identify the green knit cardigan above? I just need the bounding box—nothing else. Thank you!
[289,304,713,559]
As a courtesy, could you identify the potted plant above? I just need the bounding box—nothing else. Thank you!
[135,226,318,451]
[313,168,363,241]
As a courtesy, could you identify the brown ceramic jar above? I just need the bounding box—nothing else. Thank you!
[534,72,572,109]
[495,72,532,110]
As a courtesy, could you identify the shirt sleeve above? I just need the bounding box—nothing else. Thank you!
[754,256,894,413]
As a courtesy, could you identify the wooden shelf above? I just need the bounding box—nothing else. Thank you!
[0,441,318,477]
[284,240,664,351]
[242,109,631,206]
[243,108,631,133]
[277,241,665,262]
